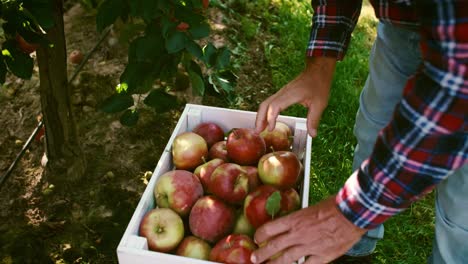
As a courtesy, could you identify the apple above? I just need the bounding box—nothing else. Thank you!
[226,128,266,165]
[275,121,292,137]
[260,121,292,152]
[69,50,84,65]
[202,0,209,9]
[280,187,301,216]
[209,234,257,264]
[244,185,282,228]
[209,140,229,162]
[176,236,212,260]
[189,196,235,243]
[233,211,255,238]
[176,22,190,31]
[15,34,39,54]
[242,166,260,191]
[193,122,225,148]
[139,208,184,252]
[258,151,301,189]
[210,163,250,205]
[154,170,203,217]
[172,132,208,170]
[194,158,225,193]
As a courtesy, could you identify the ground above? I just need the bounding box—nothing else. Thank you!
[0,3,276,264]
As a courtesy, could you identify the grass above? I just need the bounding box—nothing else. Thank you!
[226,0,435,263]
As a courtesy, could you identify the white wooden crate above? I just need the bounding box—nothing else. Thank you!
[117,104,312,264]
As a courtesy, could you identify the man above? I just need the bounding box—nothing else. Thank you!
[251,1,467,263]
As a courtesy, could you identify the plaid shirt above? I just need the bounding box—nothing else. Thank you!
[307,0,468,229]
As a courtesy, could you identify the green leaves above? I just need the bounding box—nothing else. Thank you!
[266,191,282,218]
[2,41,34,79]
[165,31,187,54]
[93,0,235,126]
[188,70,205,96]
[0,56,7,84]
[120,109,139,126]
[99,94,134,113]
[143,89,179,113]
[96,0,127,32]
[203,44,231,70]
[23,0,55,29]
[188,22,210,39]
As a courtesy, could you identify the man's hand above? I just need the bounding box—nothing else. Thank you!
[250,196,367,264]
[255,57,336,137]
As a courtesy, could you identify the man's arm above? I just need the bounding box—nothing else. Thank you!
[307,0,362,60]
[255,0,362,137]
[337,0,468,230]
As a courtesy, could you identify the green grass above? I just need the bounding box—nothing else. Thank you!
[227,1,435,263]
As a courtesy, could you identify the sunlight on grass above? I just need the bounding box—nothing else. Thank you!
[230,0,436,262]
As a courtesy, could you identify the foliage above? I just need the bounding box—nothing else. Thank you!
[0,0,54,83]
[96,0,237,126]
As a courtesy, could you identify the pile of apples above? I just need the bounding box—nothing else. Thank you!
[139,121,303,263]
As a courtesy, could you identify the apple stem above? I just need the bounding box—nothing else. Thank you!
[202,156,207,164]
[270,146,275,153]
[156,226,164,233]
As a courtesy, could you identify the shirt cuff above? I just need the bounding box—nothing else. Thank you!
[306,23,354,61]
[335,162,405,229]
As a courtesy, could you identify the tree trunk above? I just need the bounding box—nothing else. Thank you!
[36,0,86,182]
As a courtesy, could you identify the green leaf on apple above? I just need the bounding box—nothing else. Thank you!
[266,191,281,218]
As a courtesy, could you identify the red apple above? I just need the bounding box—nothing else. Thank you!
[176,22,190,31]
[242,166,261,191]
[276,121,292,137]
[139,208,184,252]
[260,121,292,152]
[258,151,301,189]
[193,122,225,148]
[244,185,282,228]
[69,49,84,65]
[209,140,229,162]
[172,132,208,170]
[202,0,209,9]
[210,234,257,264]
[280,187,301,216]
[154,170,203,217]
[176,236,212,260]
[233,211,255,238]
[226,128,266,165]
[15,34,39,54]
[189,196,235,243]
[210,163,250,205]
[194,158,225,193]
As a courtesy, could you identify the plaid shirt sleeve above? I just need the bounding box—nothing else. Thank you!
[306,0,362,61]
[336,1,468,229]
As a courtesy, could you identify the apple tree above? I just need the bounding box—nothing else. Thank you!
[0,0,86,181]
[96,0,237,125]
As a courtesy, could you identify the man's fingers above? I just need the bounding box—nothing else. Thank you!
[267,245,311,264]
[306,105,324,138]
[266,104,280,132]
[251,232,297,264]
[253,215,292,245]
[303,255,326,264]
[255,98,273,134]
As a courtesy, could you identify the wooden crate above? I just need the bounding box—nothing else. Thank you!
[117,104,312,264]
